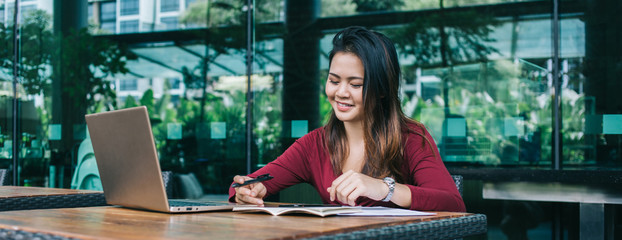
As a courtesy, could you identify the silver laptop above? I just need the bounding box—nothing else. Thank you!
[85,106,234,213]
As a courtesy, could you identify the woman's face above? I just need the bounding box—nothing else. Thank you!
[326,52,365,124]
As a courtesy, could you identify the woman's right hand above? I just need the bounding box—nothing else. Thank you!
[232,175,267,205]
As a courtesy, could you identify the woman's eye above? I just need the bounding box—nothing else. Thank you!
[351,84,363,88]
[329,80,339,85]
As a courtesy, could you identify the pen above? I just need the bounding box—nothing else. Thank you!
[231,174,274,188]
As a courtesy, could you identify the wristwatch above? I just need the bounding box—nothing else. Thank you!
[382,177,395,202]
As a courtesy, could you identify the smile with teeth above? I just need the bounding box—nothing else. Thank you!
[336,101,354,111]
[338,102,353,107]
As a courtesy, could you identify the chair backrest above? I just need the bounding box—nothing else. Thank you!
[174,172,203,199]
[70,139,174,196]
[71,138,101,190]
[0,169,9,186]
[451,174,463,196]
[161,171,174,198]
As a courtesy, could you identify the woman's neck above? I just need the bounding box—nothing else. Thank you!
[343,121,364,143]
[342,121,365,173]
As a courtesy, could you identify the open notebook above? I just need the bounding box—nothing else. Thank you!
[85,106,234,213]
[233,205,362,217]
[233,205,436,217]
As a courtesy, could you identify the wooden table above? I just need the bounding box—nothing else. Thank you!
[0,206,486,239]
[0,186,107,211]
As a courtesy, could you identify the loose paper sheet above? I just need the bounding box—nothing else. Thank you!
[338,206,436,216]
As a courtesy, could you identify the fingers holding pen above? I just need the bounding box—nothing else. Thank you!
[235,189,264,205]
[232,175,267,205]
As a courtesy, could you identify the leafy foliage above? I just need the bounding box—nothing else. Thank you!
[17,10,54,96]
[181,0,282,27]
[404,58,591,165]
[320,0,357,17]
[59,27,136,112]
[1,10,135,133]
[0,10,54,95]
[352,0,404,12]
[388,10,499,68]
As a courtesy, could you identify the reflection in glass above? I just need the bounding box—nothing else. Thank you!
[120,20,139,33]
[161,0,180,12]
[1,0,619,192]
[120,0,139,16]
[160,16,178,30]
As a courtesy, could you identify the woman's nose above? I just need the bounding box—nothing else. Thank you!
[336,84,349,98]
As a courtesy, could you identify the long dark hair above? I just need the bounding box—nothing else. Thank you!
[325,26,426,183]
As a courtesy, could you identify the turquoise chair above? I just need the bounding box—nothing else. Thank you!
[70,138,102,191]
[69,138,175,196]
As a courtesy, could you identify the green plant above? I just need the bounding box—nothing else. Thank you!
[60,28,136,113]
[401,57,591,166]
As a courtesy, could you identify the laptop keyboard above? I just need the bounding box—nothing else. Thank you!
[168,200,218,207]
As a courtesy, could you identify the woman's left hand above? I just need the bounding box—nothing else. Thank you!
[327,170,389,206]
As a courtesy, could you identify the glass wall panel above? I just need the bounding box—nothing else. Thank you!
[322,4,557,168]
[0,0,618,209]
[562,0,621,168]
[2,2,16,185]
[253,0,285,173]
[0,86,14,182]
[251,39,283,169]
[0,2,13,179]
[1,2,55,187]
[84,35,250,194]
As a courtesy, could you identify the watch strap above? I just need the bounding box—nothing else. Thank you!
[382,177,395,202]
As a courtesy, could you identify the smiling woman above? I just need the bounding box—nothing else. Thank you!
[230,26,465,212]
[326,52,365,123]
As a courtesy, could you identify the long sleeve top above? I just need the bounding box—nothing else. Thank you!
[228,124,466,212]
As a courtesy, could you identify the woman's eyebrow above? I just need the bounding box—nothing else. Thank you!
[328,72,341,79]
[329,72,363,80]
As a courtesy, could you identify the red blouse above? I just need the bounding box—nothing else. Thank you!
[228,124,466,212]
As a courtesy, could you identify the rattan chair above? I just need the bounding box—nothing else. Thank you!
[0,228,74,240]
[0,166,107,211]
[0,191,108,212]
[306,213,487,240]
[0,169,9,186]
[0,171,174,212]
[162,170,174,198]
[452,174,463,196]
